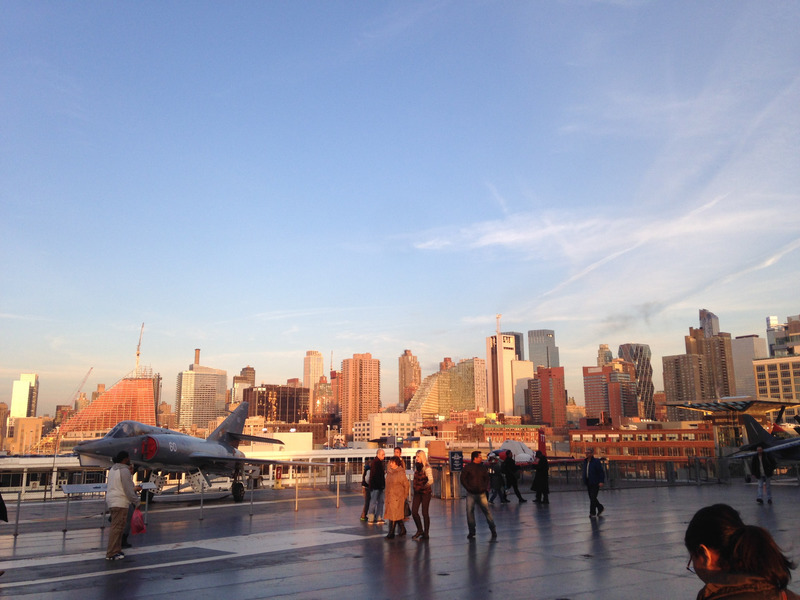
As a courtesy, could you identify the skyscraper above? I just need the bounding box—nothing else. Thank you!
[618,343,655,420]
[398,349,421,409]
[597,344,613,367]
[527,366,567,430]
[662,353,706,420]
[583,360,637,425]
[10,373,39,419]
[59,368,161,434]
[486,331,517,415]
[502,332,525,361]
[699,309,720,338]
[244,384,309,423]
[303,351,324,416]
[528,330,560,368]
[176,349,228,429]
[731,335,768,398]
[405,358,486,419]
[685,326,736,399]
[232,366,256,405]
[340,353,380,439]
[766,314,800,357]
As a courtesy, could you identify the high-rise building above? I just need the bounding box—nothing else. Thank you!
[502,332,525,361]
[699,309,720,338]
[176,349,228,429]
[232,366,256,406]
[528,330,560,368]
[685,326,736,399]
[303,351,324,416]
[10,373,39,419]
[731,335,768,398]
[340,353,380,439]
[486,330,517,415]
[662,354,706,420]
[398,350,422,409]
[511,360,534,416]
[753,355,800,402]
[597,344,613,367]
[59,368,161,435]
[766,314,800,357]
[618,343,655,420]
[582,360,637,425]
[526,366,567,430]
[244,384,309,423]
[406,358,486,420]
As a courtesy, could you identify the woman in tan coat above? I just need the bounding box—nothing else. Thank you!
[384,455,410,539]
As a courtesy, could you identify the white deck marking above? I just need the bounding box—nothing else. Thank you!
[0,526,381,590]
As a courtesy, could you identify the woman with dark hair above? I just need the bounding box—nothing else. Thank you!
[685,503,799,599]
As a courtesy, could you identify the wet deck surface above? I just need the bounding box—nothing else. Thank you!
[1,481,798,599]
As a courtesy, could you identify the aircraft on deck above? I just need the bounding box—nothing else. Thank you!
[731,414,800,462]
[73,402,328,502]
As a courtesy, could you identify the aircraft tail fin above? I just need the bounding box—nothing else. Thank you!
[207,402,249,444]
[742,414,776,448]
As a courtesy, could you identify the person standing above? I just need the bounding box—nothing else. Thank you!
[531,450,549,504]
[360,461,371,521]
[751,445,776,504]
[460,450,497,541]
[487,455,509,504]
[105,451,141,560]
[384,456,410,539]
[582,448,605,517]
[367,448,386,524]
[411,450,433,540]
[502,450,526,503]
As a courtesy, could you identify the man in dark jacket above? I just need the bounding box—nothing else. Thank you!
[751,445,777,504]
[502,450,526,503]
[582,447,605,517]
[367,449,386,524]
[460,450,497,541]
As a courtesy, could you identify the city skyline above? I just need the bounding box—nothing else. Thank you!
[2,4,799,416]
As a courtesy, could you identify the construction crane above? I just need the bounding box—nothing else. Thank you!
[71,367,93,408]
[135,322,145,371]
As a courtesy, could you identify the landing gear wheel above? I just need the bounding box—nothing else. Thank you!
[232,481,245,502]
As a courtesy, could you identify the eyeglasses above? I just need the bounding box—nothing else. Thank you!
[686,557,696,574]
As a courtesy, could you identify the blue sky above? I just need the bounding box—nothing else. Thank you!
[2,2,799,417]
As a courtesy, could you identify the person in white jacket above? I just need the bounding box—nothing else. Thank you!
[105,451,141,560]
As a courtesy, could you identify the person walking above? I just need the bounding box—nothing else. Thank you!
[105,451,141,560]
[751,445,777,504]
[502,450,526,503]
[582,447,605,517]
[531,450,549,504]
[411,450,433,540]
[367,449,386,524]
[384,456,410,539]
[460,450,497,541]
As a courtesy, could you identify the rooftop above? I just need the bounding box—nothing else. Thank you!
[1,480,798,599]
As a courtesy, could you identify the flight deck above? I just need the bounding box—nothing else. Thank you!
[1,482,798,599]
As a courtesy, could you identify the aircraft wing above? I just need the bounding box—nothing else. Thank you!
[728,436,800,459]
[228,433,285,445]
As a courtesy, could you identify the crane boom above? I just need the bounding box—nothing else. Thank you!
[135,322,144,370]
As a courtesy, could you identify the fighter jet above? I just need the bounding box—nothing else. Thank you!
[73,402,327,502]
[731,414,800,462]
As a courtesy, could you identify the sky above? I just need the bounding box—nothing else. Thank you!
[2,2,799,418]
